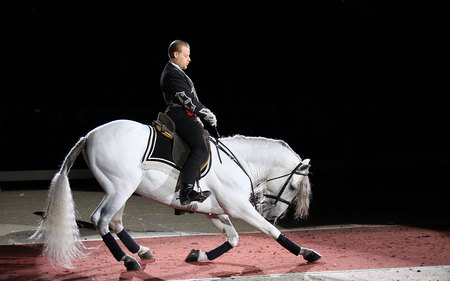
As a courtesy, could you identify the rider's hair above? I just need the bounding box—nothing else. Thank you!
[168,40,190,59]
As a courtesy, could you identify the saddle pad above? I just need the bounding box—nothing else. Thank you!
[141,126,212,179]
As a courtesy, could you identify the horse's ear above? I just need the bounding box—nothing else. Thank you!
[299,164,310,171]
[298,159,310,171]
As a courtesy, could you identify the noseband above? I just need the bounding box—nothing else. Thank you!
[263,162,309,207]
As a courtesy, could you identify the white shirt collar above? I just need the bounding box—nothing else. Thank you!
[169,61,183,72]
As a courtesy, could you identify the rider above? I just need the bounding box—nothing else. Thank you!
[160,40,217,205]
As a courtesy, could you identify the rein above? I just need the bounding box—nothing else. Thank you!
[211,137,309,210]
[212,137,257,207]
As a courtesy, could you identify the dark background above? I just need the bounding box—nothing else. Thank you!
[1,2,448,226]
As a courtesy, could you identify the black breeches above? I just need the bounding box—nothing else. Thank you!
[167,108,208,184]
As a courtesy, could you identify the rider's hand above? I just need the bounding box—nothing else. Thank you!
[200,108,217,127]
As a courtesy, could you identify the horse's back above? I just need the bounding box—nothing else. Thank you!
[88,119,148,136]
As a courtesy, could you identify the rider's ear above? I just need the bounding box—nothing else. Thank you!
[173,51,179,59]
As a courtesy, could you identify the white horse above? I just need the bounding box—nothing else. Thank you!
[32,119,321,270]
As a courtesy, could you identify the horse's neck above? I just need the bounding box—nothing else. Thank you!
[221,136,299,183]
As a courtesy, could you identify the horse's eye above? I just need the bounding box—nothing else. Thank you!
[289,184,296,191]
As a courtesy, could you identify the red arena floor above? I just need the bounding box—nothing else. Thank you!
[1,225,449,280]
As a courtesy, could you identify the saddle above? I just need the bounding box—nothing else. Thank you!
[142,112,211,177]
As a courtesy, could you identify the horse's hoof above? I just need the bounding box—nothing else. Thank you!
[138,247,155,260]
[139,250,155,260]
[122,254,142,270]
[302,249,322,263]
[185,249,200,262]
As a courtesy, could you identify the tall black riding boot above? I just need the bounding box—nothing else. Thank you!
[179,183,211,205]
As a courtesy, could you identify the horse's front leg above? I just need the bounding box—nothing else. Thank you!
[185,214,238,262]
[233,203,321,263]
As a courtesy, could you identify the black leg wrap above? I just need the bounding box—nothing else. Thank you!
[205,241,233,260]
[276,234,301,256]
[117,229,140,253]
[102,232,126,261]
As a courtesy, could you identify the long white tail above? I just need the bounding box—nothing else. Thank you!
[31,137,87,268]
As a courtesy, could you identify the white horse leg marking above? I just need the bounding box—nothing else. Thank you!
[186,214,238,262]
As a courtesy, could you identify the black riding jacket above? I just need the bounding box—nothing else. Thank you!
[160,62,209,118]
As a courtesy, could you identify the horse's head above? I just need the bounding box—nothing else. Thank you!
[261,158,312,221]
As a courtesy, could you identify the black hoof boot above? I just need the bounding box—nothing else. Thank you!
[179,183,211,205]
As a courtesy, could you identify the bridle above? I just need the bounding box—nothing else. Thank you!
[213,137,309,210]
[263,162,309,207]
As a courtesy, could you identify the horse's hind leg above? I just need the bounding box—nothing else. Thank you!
[91,191,143,270]
[109,205,155,261]
[186,214,238,262]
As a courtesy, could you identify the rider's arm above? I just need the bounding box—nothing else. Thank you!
[165,71,205,114]
[165,71,217,126]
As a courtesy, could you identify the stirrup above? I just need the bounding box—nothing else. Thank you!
[179,189,211,205]
[194,190,211,203]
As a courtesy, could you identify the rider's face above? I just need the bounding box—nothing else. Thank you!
[173,46,191,70]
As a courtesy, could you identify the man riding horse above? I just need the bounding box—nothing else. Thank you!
[34,48,321,268]
[160,40,217,205]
